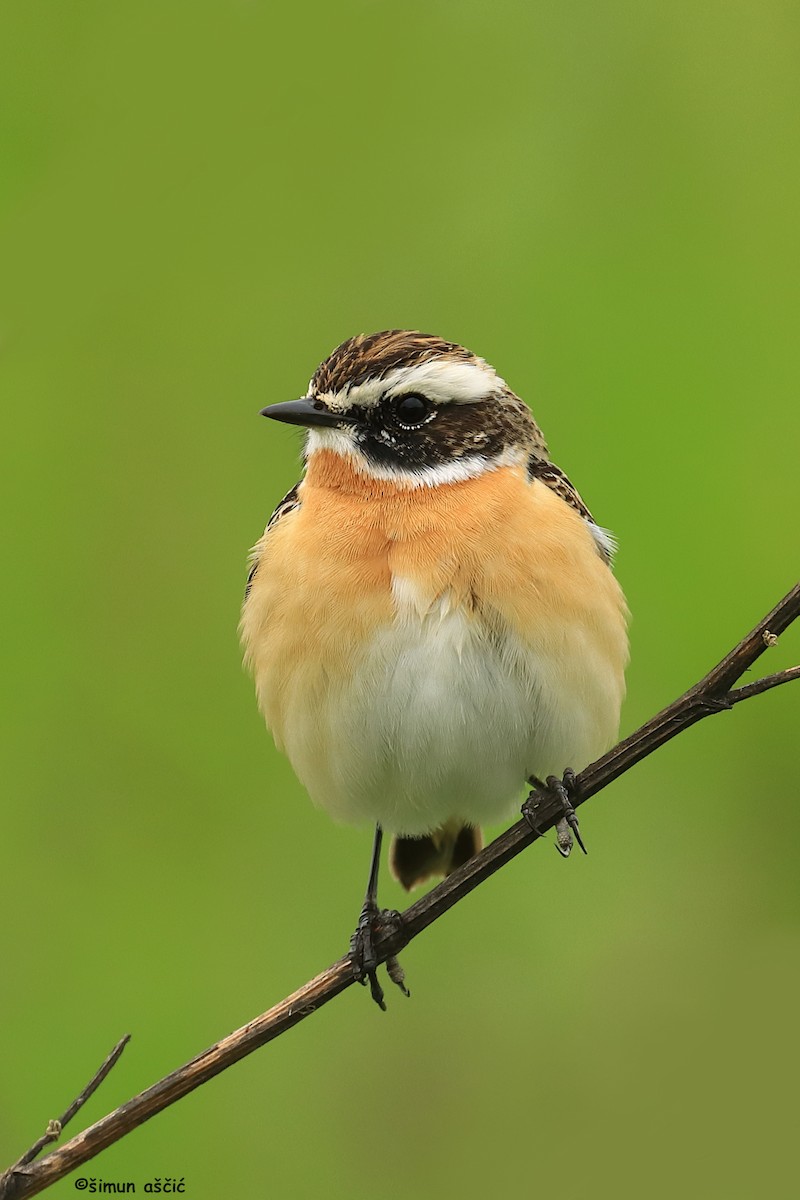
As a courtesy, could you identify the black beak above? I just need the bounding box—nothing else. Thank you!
[260,398,357,429]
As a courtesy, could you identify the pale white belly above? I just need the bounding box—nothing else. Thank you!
[278,588,622,836]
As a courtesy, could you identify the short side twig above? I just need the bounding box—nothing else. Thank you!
[1,1036,130,1196]
[1,583,798,1200]
[726,665,800,704]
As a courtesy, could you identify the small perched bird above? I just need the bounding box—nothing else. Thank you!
[241,331,628,1006]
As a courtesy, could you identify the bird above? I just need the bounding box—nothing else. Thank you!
[240,330,629,1007]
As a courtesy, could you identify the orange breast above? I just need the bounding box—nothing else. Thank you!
[241,450,628,761]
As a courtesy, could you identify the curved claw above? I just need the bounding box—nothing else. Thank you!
[522,780,550,838]
[387,955,410,997]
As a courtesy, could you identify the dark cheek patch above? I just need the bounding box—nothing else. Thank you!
[358,399,532,473]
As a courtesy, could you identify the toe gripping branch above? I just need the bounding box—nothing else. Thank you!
[522,768,587,857]
[349,903,409,1012]
[349,824,410,1011]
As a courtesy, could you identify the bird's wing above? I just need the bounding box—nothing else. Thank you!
[244,481,302,600]
[527,456,616,564]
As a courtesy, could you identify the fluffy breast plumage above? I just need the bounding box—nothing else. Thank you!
[240,454,628,835]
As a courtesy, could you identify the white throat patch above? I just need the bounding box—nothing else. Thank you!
[305,428,527,489]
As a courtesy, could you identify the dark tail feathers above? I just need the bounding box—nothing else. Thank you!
[389,821,483,891]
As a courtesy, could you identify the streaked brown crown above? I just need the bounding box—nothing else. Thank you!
[311,330,476,396]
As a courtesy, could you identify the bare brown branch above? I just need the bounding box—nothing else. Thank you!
[2,582,798,1200]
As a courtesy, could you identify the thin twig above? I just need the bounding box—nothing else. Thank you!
[726,665,800,705]
[1,583,798,1200]
[3,1036,130,1181]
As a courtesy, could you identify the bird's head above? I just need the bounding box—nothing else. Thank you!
[261,330,547,486]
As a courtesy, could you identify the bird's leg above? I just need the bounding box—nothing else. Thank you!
[349,824,409,1011]
[522,769,587,857]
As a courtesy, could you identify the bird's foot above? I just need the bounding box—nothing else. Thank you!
[522,769,586,857]
[349,902,409,1012]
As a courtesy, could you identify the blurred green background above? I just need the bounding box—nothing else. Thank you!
[1,2,798,1197]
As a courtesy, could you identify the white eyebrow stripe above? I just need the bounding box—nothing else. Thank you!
[316,357,504,412]
[383,359,504,403]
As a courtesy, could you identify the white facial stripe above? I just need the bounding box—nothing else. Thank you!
[306,429,525,488]
[316,357,503,413]
[305,427,358,459]
[383,358,504,404]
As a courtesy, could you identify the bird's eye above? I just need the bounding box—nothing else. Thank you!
[393,393,432,427]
